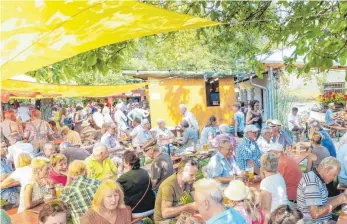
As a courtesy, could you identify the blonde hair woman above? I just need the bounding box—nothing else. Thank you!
[49,154,68,186]
[18,157,55,213]
[306,131,330,172]
[80,180,131,224]
[224,180,264,224]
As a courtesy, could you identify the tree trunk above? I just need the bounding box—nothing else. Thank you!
[39,98,53,120]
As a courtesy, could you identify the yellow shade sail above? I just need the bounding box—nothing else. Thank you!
[1,0,220,81]
[1,79,148,98]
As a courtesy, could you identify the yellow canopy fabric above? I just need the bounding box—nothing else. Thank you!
[1,0,220,81]
[1,80,148,98]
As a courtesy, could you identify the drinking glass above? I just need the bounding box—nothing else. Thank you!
[246,167,255,184]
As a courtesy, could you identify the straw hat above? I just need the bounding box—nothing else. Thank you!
[224,180,249,201]
[268,119,282,127]
[81,120,90,128]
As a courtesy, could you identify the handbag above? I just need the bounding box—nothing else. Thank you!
[131,176,151,212]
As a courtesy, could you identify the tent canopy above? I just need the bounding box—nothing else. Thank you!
[1,0,220,80]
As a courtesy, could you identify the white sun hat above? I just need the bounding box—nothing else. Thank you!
[224,180,250,202]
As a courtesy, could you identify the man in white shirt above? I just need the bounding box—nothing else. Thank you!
[288,107,304,133]
[16,103,30,122]
[129,117,146,148]
[92,107,104,129]
[256,127,273,153]
[7,137,35,167]
[179,104,199,130]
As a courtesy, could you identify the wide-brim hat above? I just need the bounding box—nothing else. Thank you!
[268,119,282,127]
[224,180,249,201]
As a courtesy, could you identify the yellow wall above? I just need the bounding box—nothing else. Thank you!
[148,77,235,129]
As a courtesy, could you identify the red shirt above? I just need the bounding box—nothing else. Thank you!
[278,155,302,201]
[49,169,67,186]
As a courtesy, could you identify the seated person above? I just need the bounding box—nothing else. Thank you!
[154,160,198,223]
[48,120,62,140]
[297,157,347,223]
[156,118,175,155]
[80,180,131,224]
[235,125,262,174]
[142,119,153,143]
[260,152,288,222]
[337,135,347,187]
[268,120,293,148]
[100,123,122,151]
[194,178,246,223]
[18,157,54,213]
[0,141,20,208]
[85,143,117,181]
[200,115,219,145]
[60,160,100,224]
[207,134,241,184]
[129,117,146,149]
[6,136,35,167]
[306,132,330,172]
[59,142,91,165]
[308,119,337,157]
[256,127,273,153]
[79,120,96,145]
[211,124,237,149]
[325,102,339,137]
[143,144,174,192]
[117,151,155,218]
[48,153,68,186]
[269,205,303,224]
[288,107,304,135]
[39,200,69,224]
[176,120,196,154]
[61,126,82,147]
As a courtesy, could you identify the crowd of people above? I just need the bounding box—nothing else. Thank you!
[0,99,346,224]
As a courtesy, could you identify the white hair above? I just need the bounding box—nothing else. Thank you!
[156,118,165,124]
[328,103,335,109]
[219,124,229,134]
[261,127,272,136]
[43,142,55,152]
[93,142,107,156]
[179,104,187,111]
[319,157,341,170]
[141,119,150,126]
[261,152,279,172]
[194,178,223,204]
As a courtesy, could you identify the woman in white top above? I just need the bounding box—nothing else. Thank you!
[260,152,288,223]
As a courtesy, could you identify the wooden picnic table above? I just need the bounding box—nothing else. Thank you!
[292,151,309,164]
[10,211,38,224]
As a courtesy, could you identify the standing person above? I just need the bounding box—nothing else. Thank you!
[24,109,53,153]
[179,104,199,139]
[92,107,104,129]
[117,151,155,218]
[143,144,174,192]
[16,103,30,122]
[60,160,100,224]
[129,117,146,149]
[288,107,304,134]
[1,110,21,146]
[240,101,248,119]
[297,157,347,223]
[246,100,262,130]
[154,160,198,223]
[80,180,131,224]
[233,103,245,138]
[102,106,113,124]
[194,178,246,224]
[260,152,288,222]
[306,132,330,172]
[325,102,339,137]
[59,108,68,128]
[114,103,128,131]
[73,106,83,133]
[200,115,219,145]
[235,125,262,174]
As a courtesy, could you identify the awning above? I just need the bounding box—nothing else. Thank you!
[1,79,148,100]
[1,0,220,80]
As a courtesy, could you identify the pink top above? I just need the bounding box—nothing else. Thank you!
[49,169,67,186]
[233,203,265,224]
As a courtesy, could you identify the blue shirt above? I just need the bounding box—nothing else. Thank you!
[207,152,241,179]
[325,109,334,126]
[337,144,347,179]
[206,206,246,224]
[233,111,245,132]
[0,158,18,201]
[235,137,262,170]
[200,126,219,145]
[320,129,336,157]
[271,131,293,148]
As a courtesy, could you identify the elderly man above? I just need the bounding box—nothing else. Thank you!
[59,142,90,165]
[194,179,246,224]
[267,143,302,201]
[42,142,56,158]
[85,143,117,181]
[235,125,262,174]
[256,127,273,153]
[297,157,347,223]
[114,103,128,131]
[325,102,339,137]
[60,160,100,224]
[143,144,174,192]
[176,120,196,154]
[61,126,82,147]
[7,136,35,167]
[156,118,175,155]
[100,123,121,151]
[268,120,293,148]
[207,134,241,184]
[154,159,198,223]
[129,117,146,148]
[179,104,199,130]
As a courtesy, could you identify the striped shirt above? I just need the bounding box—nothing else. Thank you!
[296,170,330,223]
